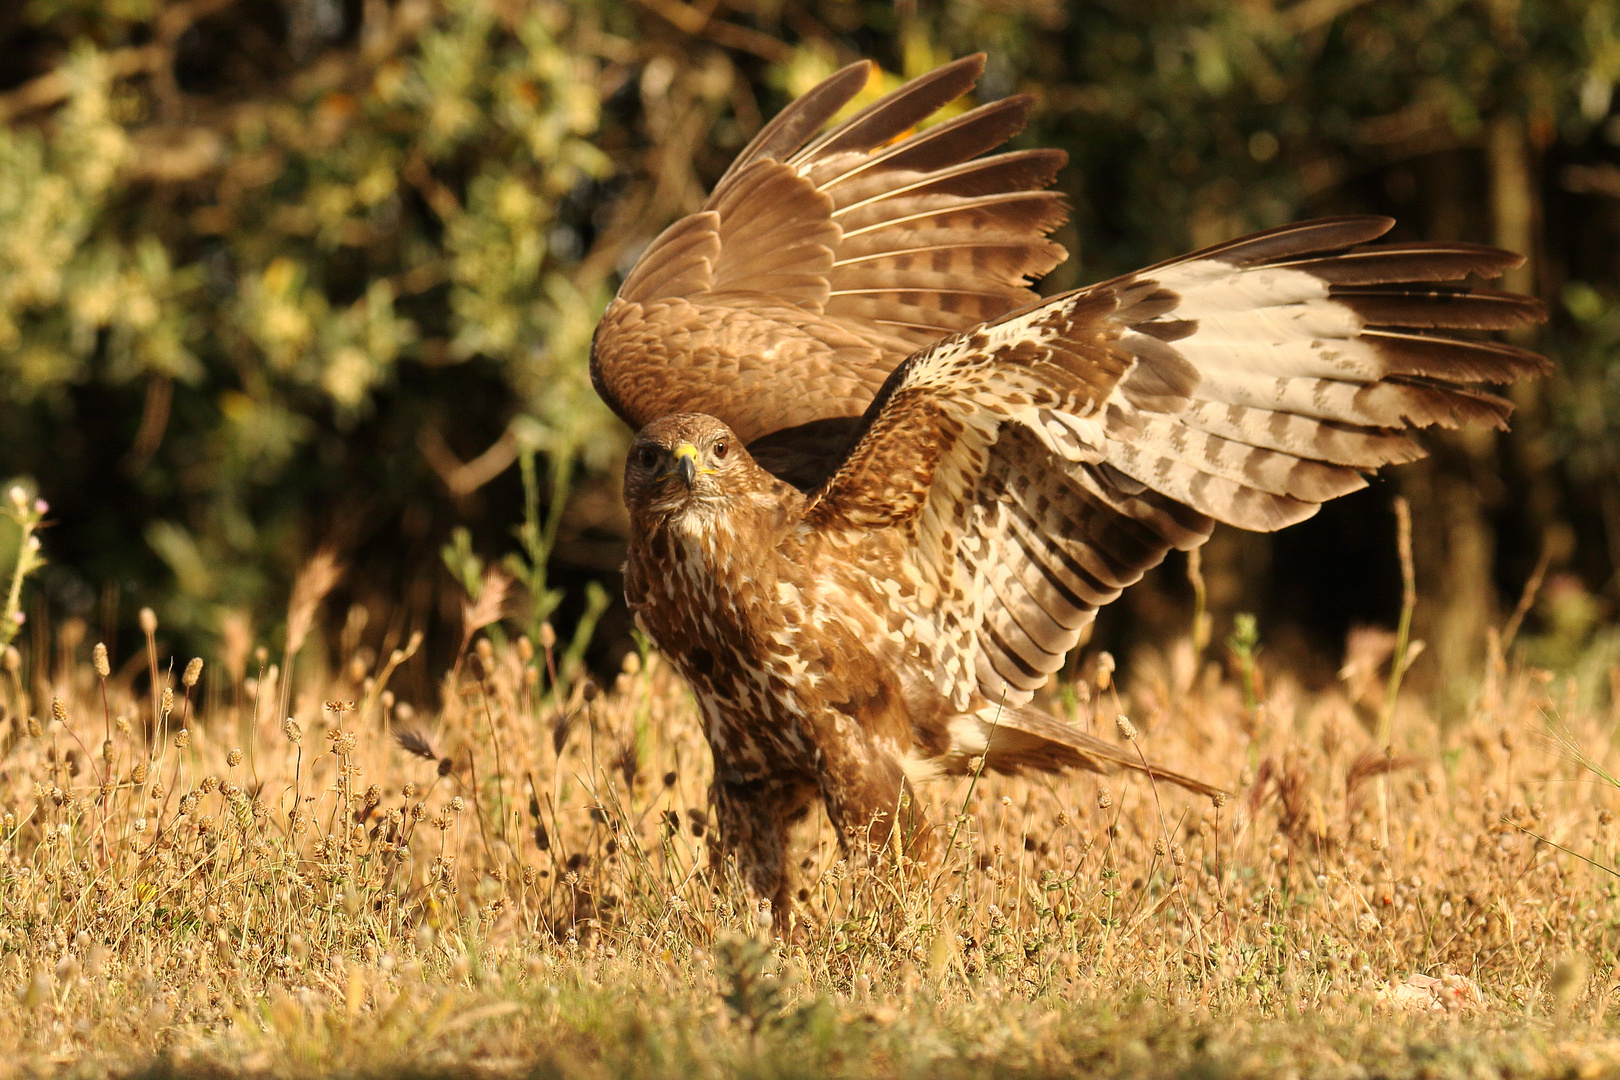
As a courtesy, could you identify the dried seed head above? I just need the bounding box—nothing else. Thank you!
[139,608,157,635]
[174,729,190,749]
[1,646,18,673]
[1550,954,1591,1012]
[402,782,419,799]
[1097,787,1114,810]
[18,967,51,1010]
[51,697,66,724]
[25,716,41,738]
[102,740,114,765]
[581,680,598,703]
[54,954,80,987]
[93,643,110,679]
[1171,843,1187,866]
[283,718,302,743]
[160,687,173,719]
[1212,792,1229,809]
[226,748,243,768]
[1095,651,1116,691]
[199,776,218,795]
[130,761,149,784]
[539,622,558,651]
[1115,715,1137,742]
[621,651,641,676]
[182,658,203,688]
[449,796,465,815]
[1154,837,1167,857]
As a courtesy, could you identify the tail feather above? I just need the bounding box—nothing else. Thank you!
[976,703,1225,798]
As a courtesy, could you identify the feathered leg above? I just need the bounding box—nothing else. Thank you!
[816,749,935,865]
[710,777,815,934]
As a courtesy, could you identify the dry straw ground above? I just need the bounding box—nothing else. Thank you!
[0,543,1619,1078]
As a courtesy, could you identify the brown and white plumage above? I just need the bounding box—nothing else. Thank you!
[596,58,1548,929]
[593,54,1065,487]
[814,217,1547,706]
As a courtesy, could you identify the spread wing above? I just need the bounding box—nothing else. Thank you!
[591,54,1068,487]
[807,216,1549,711]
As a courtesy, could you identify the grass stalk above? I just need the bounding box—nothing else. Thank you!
[1376,496,1416,849]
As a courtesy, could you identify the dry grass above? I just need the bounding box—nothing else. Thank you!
[0,586,1618,1078]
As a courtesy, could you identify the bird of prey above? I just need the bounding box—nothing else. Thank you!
[590,55,1547,927]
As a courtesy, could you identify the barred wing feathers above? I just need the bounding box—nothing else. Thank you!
[591,55,1067,482]
[810,216,1548,712]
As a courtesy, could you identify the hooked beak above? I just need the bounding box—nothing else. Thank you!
[673,443,699,488]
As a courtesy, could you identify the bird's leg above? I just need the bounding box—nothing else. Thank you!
[709,777,814,935]
[816,751,933,867]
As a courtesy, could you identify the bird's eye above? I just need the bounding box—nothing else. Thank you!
[637,447,658,469]
[713,440,728,459]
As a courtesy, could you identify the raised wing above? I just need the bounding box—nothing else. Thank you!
[808,216,1548,710]
[591,55,1067,487]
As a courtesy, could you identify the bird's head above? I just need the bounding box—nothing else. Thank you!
[623,413,751,531]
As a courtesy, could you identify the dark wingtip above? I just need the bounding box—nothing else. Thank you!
[804,54,992,160]
[711,59,876,190]
[1142,215,1398,274]
[926,52,984,79]
[833,57,879,90]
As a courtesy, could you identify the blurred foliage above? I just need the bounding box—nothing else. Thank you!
[5,0,1620,685]
[1029,0,1614,269]
[0,0,630,646]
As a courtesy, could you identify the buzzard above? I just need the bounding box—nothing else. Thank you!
[590,55,1547,927]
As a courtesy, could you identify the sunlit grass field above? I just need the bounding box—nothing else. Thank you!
[1,544,1618,1078]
